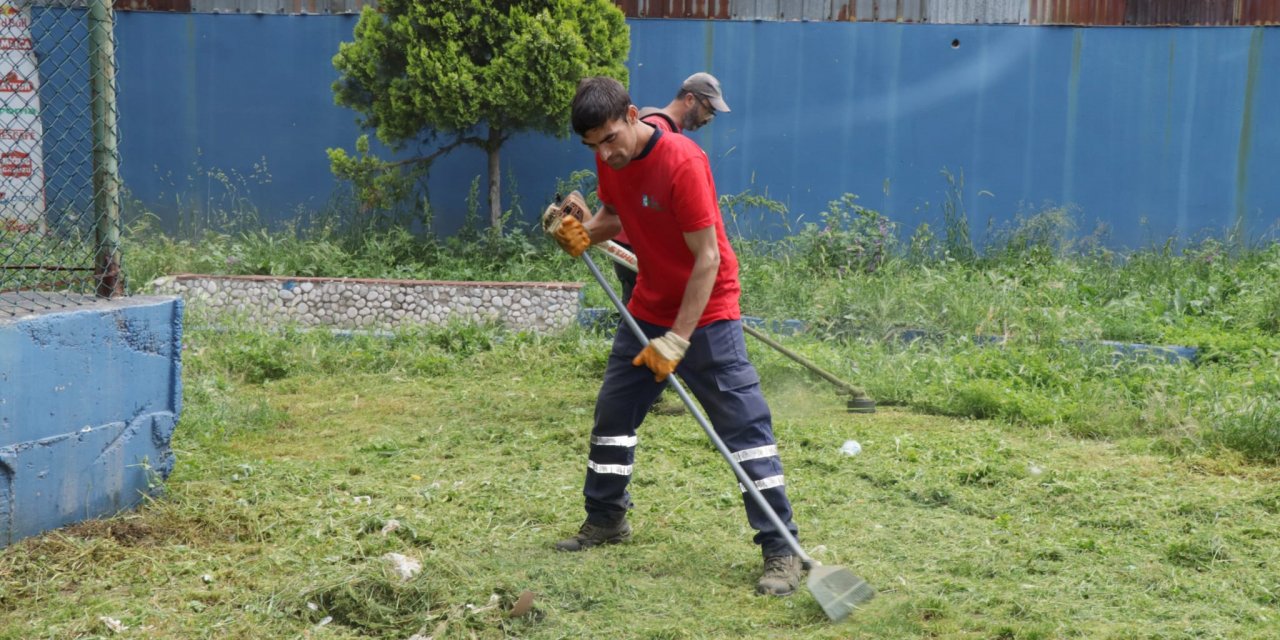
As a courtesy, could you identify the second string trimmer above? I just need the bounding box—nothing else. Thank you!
[591,235,875,413]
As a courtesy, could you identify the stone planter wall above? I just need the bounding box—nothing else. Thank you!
[149,274,584,334]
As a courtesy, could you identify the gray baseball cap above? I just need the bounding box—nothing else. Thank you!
[682,72,730,113]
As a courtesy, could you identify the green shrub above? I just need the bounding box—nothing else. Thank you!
[793,194,896,276]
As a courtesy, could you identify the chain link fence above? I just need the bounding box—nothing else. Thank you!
[0,0,121,316]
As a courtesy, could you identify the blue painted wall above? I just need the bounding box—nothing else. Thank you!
[0,297,183,546]
[112,15,1280,247]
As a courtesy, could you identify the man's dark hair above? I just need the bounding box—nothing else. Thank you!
[571,76,631,136]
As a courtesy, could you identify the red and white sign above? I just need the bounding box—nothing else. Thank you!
[0,36,30,50]
[0,70,31,92]
[0,4,43,233]
[2,149,31,176]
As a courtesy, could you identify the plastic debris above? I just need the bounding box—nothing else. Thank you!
[465,594,502,614]
[100,617,127,633]
[380,519,402,535]
[839,440,863,456]
[383,552,422,581]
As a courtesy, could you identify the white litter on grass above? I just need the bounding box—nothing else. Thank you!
[839,440,863,456]
[1028,462,1044,476]
[353,495,372,504]
[316,616,333,628]
[384,552,422,581]
[201,574,214,584]
[100,617,127,633]
[380,519,402,535]
[306,601,319,611]
[464,594,502,614]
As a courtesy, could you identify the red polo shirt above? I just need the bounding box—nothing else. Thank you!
[596,127,740,327]
[614,112,680,246]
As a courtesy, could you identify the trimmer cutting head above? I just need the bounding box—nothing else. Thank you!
[846,395,877,414]
[808,564,876,622]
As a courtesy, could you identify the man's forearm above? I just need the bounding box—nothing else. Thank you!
[671,251,718,339]
[584,206,622,245]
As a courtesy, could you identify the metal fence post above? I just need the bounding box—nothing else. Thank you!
[90,0,122,298]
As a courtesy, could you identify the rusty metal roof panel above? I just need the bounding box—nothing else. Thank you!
[794,0,841,21]
[742,1,1032,24]
[738,0,829,21]
[119,0,190,10]
[113,0,1280,23]
[1127,0,1234,25]
[846,0,926,22]
[119,0,370,13]
[191,0,369,14]
[620,1,699,19]
[1029,1,1124,25]
[1240,0,1280,23]
[1029,0,1280,25]
[925,0,1028,23]
[729,0,784,21]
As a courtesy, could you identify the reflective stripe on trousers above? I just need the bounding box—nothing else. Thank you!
[582,318,799,556]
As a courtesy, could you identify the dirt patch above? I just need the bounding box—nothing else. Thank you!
[61,517,164,546]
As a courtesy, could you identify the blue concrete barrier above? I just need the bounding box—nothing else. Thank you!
[0,296,183,547]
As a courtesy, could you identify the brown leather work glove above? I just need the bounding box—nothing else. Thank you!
[551,215,590,257]
[541,191,592,257]
[632,331,690,383]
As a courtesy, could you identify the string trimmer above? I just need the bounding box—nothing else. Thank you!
[578,250,876,621]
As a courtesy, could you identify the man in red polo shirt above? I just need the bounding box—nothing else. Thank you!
[548,76,802,597]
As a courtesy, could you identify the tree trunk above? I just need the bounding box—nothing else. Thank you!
[487,127,503,233]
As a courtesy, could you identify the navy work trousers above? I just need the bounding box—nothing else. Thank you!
[581,317,799,557]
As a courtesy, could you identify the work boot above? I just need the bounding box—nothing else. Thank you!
[554,517,632,551]
[756,554,804,596]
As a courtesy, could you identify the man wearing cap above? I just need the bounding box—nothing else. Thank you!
[547,75,803,598]
[639,71,731,136]
[611,72,732,305]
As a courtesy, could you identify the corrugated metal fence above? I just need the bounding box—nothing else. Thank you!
[115,0,1280,25]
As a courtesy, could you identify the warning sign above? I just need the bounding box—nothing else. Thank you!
[0,4,43,234]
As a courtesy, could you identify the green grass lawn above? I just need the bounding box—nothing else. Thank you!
[2,326,1277,639]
